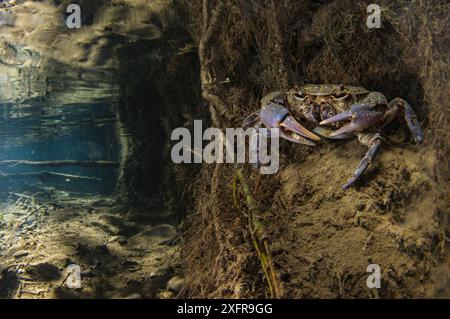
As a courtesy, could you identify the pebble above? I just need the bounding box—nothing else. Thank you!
[123,260,140,270]
[124,293,142,299]
[167,275,185,293]
[108,235,127,245]
[158,290,174,299]
[13,250,29,258]
[128,224,177,248]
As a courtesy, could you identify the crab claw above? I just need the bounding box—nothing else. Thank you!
[320,103,385,137]
[319,110,353,126]
[312,126,353,140]
[261,102,320,145]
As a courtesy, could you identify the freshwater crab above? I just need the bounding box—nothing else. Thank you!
[243,84,424,189]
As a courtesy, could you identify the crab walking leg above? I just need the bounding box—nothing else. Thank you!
[402,101,424,143]
[243,110,261,129]
[249,124,272,168]
[249,123,262,168]
[381,98,424,144]
[342,133,382,190]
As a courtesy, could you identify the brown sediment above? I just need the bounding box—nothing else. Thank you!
[179,0,449,298]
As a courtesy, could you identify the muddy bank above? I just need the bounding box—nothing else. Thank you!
[180,0,449,298]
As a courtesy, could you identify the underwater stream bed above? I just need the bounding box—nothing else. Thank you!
[0,0,189,298]
[0,77,183,298]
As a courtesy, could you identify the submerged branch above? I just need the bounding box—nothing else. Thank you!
[0,160,119,168]
[233,166,283,298]
[0,171,101,181]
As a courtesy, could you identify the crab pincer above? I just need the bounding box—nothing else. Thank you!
[261,102,321,145]
[320,103,385,137]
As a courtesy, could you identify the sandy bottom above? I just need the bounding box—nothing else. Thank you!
[0,196,182,299]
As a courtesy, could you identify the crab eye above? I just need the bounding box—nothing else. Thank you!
[293,92,306,100]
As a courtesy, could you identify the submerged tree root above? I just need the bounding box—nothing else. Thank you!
[233,166,283,298]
